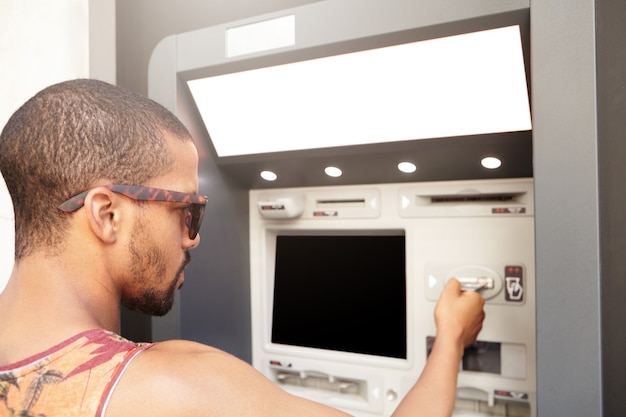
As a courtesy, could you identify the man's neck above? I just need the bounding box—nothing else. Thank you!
[0,255,121,365]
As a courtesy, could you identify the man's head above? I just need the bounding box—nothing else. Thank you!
[0,79,193,260]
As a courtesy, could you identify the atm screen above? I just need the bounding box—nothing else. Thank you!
[271,234,407,359]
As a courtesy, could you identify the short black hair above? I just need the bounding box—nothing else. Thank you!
[0,79,192,259]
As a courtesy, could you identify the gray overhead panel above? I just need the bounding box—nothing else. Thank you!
[149,0,531,189]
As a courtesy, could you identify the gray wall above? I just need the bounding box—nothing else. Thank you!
[116,0,322,356]
[116,0,626,415]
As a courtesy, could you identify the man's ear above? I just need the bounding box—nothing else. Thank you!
[83,187,123,244]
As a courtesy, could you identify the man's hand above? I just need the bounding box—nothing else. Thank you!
[434,279,485,349]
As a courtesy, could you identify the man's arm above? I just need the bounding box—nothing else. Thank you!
[390,279,485,417]
[105,279,483,417]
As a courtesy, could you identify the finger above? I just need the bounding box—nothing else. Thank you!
[443,278,462,295]
[462,289,486,307]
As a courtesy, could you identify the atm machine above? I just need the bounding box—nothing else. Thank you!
[146,1,536,414]
[249,178,536,417]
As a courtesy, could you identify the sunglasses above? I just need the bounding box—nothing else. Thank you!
[58,184,207,240]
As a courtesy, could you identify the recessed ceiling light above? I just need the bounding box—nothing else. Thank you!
[324,166,342,177]
[398,161,417,173]
[260,170,278,181]
[481,156,502,169]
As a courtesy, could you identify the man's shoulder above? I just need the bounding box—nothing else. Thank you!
[104,339,247,416]
[124,339,240,382]
[136,339,235,370]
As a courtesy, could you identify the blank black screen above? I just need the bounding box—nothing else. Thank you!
[271,234,407,359]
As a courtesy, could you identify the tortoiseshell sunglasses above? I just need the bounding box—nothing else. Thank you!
[58,184,207,240]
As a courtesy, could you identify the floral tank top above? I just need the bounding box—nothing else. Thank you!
[0,329,153,417]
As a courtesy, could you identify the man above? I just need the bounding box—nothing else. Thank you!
[0,79,484,417]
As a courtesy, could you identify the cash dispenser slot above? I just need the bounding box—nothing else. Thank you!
[266,362,385,413]
[271,368,368,402]
[454,386,531,417]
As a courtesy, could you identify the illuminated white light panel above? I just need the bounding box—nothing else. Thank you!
[188,25,532,157]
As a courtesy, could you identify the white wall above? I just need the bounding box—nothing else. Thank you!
[0,0,115,292]
[0,177,13,292]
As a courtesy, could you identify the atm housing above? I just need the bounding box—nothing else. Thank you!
[249,178,536,417]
